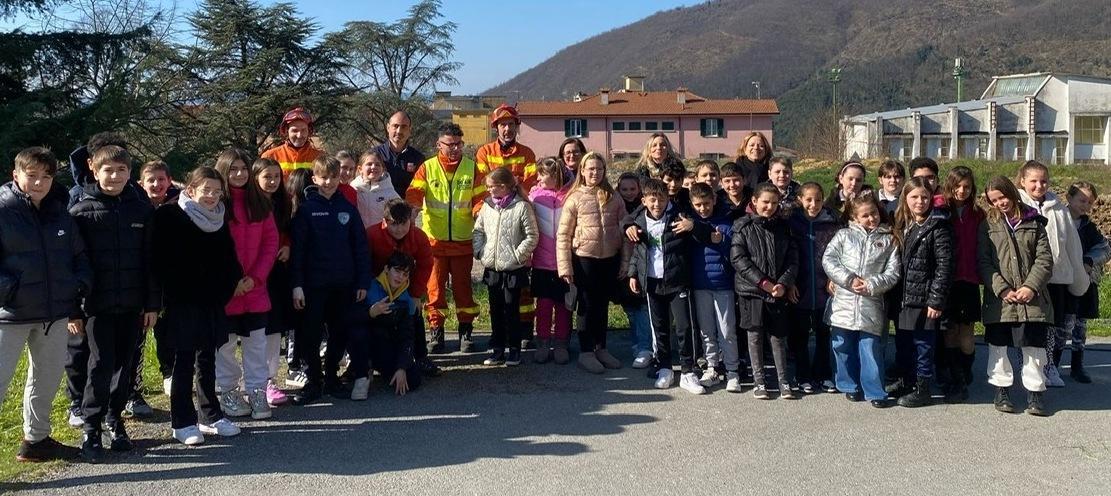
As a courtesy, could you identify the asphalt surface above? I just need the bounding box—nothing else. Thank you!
[5,336,1111,495]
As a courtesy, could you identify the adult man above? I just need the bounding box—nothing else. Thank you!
[262,107,322,179]
[375,111,427,194]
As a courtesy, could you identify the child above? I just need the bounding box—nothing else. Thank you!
[768,156,800,212]
[940,166,983,402]
[627,179,702,393]
[557,152,627,374]
[660,159,692,211]
[694,160,721,191]
[473,167,539,366]
[262,107,322,178]
[979,176,1053,416]
[688,183,740,392]
[346,252,423,400]
[68,145,159,461]
[152,166,244,445]
[826,161,867,214]
[786,182,841,394]
[908,157,939,193]
[877,159,905,214]
[353,149,400,228]
[140,160,180,208]
[289,156,371,405]
[732,183,800,399]
[529,158,573,364]
[254,158,293,406]
[334,150,359,206]
[890,177,953,408]
[822,193,901,408]
[213,149,279,420]
[283,167,312,385]
[612,172,653,368]
[717,162,750,220]
[682,170,696,190]
[1064,182,1108,384]
[1015,161,1088,388]
[0,147,92,462]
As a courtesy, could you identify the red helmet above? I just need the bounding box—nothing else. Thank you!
[279,107,314,135]
[489,104,520,128]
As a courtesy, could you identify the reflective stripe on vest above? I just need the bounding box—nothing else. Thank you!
[421,157,476,242]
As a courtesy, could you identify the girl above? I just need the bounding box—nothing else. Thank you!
[877,159,906,214]
[941,166,984,402]
[557,152,627,373]
[731,183,800,399]
[287,168,313,217]
[152,167,244,445]
[473,167,538,367]
[255,158,293,406]
[283,167,313,386]
[615,172,653,368]
[891,177,953,408]
[979,176,1053,416]
[1015,161,1088,388]
[1064,182,1108,384]
[634,133,682,179]
[822,194,901,408]
[735,131,771,190]
[827,161,867,214]
[559,138,586,182]
[353,149,400,228]
[529,158,572,364]
[768,156,800,212]
[214,149,279,420]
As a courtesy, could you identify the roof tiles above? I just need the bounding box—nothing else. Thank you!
[516,90,779,117]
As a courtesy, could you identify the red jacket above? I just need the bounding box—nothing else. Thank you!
[225,187,280,315]
[367,222,433,299]
[951,203,984,284]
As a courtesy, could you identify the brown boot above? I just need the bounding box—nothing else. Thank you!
[594,348,622,369]
[553,340,570,365]
[578,352,605,374]
[533,339,552,364]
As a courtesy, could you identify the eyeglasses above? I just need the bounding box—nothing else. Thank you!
[437,141,463,149]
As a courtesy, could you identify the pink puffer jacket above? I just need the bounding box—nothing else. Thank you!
[528,185,566,271]
[225,187,279,315]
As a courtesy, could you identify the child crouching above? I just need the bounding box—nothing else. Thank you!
[347,252,422,400]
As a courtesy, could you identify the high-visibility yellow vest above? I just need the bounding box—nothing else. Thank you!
[420,157,477,242]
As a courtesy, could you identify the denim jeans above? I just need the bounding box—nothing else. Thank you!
[622,304,651,354]
[831,327,887,401]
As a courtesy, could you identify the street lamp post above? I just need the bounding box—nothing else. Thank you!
[953,58,966,101]
[751,81,760,99]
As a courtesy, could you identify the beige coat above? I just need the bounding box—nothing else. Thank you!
[556,187,627,277]
[472,194,538,272]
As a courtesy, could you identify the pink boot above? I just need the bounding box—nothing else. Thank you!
[266,380,289,406]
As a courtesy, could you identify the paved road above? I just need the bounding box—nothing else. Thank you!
[5,337,1111,495]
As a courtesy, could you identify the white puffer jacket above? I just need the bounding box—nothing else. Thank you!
[353,174,400,229]
[822,223,902,335]
[473,193,538,271]
[1019,190,1089,296]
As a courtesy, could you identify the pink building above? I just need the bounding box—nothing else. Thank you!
[516,85,779,161]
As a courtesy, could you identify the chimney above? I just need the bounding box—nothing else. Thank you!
[599,88,610,106]
[676,87,688,105]
[623,75,645,92]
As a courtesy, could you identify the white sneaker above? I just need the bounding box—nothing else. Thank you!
[725,372,742,393]
[162,377,173,396]
[632,351,653,369]
[286,370,308,389]
[249,388,272,420]
[173,425,205,445]
[1045,365,1066,388]
[199,418,241,437]
[67,410,84,428]
[654,368,675,389]
[220,387,251,417]
[821,380,838,393]
[699,368,722,387]
[351,377,370,401]
[680,372,707,395]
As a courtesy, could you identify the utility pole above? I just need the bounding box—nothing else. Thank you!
[751,81,760,99]
[828,67,843,160]
[952,58,966,101]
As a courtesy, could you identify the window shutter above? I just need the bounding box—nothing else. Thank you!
[578,119,587,137]
[700,119,708,137]
[717,119,725,137]
[564,119,572,137]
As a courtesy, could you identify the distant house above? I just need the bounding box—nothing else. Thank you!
[515,76,779,161]
[841,73,1111,165]
[429,92,504,145]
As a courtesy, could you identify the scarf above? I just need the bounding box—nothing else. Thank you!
[493,191,516,209]
[178,189,225,233]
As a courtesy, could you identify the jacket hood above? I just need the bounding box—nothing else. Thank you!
[849,222,892,236]
[1019,189,1062,209]
[791,205,839,225]
[78,179,142,203]
[69,145,94,187]
[0,181,70,214]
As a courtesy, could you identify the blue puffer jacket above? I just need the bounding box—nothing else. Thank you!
[290,186,371,291]
[787,206,843,311]
[690,204,735,291]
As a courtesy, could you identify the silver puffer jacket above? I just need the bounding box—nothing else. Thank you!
[821,223,901,335]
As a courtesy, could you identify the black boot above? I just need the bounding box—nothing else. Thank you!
[107,422,132,452]
[1070,349,1092,384]
[458,323,475,353]
[884,377,912,397]
[962,350,975,385]
[428,326,445,354]
[944,350,968,404]
[994,386,1016,413]
[81,429,104,463]
[897,377,933,408]
[1025,391,1049,416]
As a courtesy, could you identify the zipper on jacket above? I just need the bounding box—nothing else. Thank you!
[446,168,455,242]
[808,220,816,309]
[34,208,54,324]
[856,229,869,330]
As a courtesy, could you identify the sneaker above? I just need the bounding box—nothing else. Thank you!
[219,387,251,417]
[292,382,322,406]
[199,418,241,437]
[249,388,272,420]
[172,425,205,446]
[845,391,864,402]
[632,350,653,369]
[126,396,154,418]
[699,368,722,387]
[266,380,289,407]
[107,423,133,452]
[1045,366,1065,388]
[417,357,443,377]
[80,431,104,463]
[286,370,308,389]
[725,372,743,393]
[680,372,707,395]
[780,383,799,400]
[752,384,770,400]
[505,348,522,366]
[67,407,85,428]
[654,368,675,389]
[801,382,818,395]
[162,377,173,396]
[821,380,838,393]
[16,436,79,462]
[351,377,370,401]
[483,349,506,366]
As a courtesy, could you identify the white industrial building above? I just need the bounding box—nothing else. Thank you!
[841,73,1111,165]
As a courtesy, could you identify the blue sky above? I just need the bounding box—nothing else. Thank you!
[3,0,703,94]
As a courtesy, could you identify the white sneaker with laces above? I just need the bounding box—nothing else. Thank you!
[725,372,742,393]
[249,388,272,420]
[680,372,707,395]
[821,380,838,393]
[220,387,251,417]
[162,377,173,396]
[1045,365,1065,388]
[173,425,205,446]
[67,411,84,428]
[199,418,241,437]
[632,351,653,369]
[286,370,308,389]
[351,377,370,401]
[654,368,675,389]
[699,368,722,387]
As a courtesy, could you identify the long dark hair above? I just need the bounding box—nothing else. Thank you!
[253,158,289,230]
[214,148,271,223]
[286,168,313,216]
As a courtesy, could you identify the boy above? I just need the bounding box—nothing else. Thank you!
[67,133,148,209]
[688,183,741,392]
[334,150,359,206]
[346,252,423,400]
[717,162,751,220]
[0,147,92,462]
[69,145,160,462]
[366,199,439,376]
[626,179,706,394]
[909,157,939,192]
[290,156,371,405]
[876,159,905,214]
[682,170,696,190]
[262,107,322,179]
[139,160,179,208]
[660,159,692,211]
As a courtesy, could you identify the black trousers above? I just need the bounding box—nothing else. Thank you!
[165,303,224,429]
[485,268,527,351]
[129,325,148,400]
[572,254,619,351]
[411,310,428,361]
[789,308,832,383]
[81,313,141,431]
[646,279,696,373]
[64,330,90,409]
[347,327,423,391]
[300,286,352,385]
[152,317,175,379]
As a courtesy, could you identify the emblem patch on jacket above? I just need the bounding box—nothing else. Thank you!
[338,212,350,225]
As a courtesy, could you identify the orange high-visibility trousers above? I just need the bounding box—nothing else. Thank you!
[426,254,479,328]
[519,286,535,328]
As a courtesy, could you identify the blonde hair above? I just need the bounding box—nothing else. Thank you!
[635,133,682,169]
[569,151,615,205]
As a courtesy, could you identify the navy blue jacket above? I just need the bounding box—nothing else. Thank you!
[374,142,426,196]
[67,145,147,209]
[690,204,735,291]
[290,186,371,291]
[787,206,842,311]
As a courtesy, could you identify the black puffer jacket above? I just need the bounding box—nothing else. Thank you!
[70,183,160,316]
[730,213,798,302]
[625,204,705,295]
[0,181,92,324]
[897,211,953,310]
[151,204,242,307]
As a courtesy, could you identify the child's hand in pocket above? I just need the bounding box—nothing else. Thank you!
[629,278,641,295]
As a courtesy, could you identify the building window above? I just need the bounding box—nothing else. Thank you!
[564,119,587,138]
[646,121,659,131]
[1075,116,1107,145]
[612,121,625,131]
[938,138,951,159]
[978,138,989,159]
[629,122,642,131]
[699,153,727,160]
[662,121,675,131]
[1056,137,1068,165]
[700,118,724,138]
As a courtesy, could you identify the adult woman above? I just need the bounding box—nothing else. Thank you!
[558,138,586,182]
[634,133,682,179]
[735,131,771,190]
